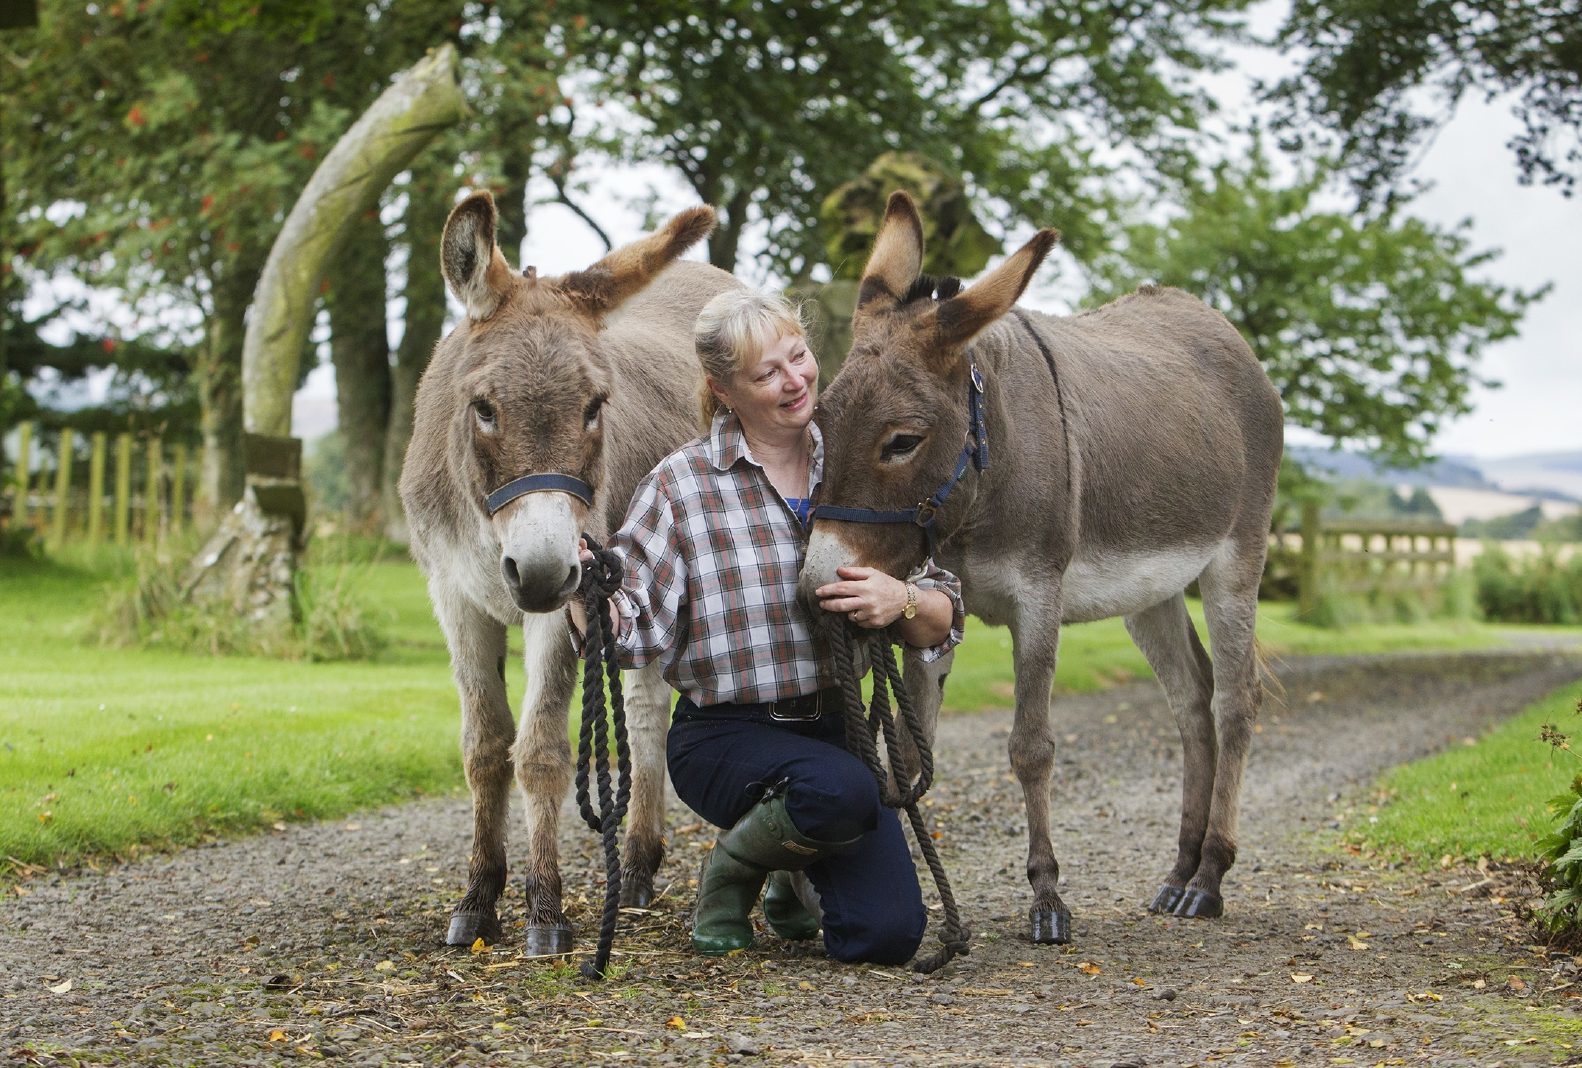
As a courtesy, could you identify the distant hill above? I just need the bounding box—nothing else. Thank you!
[1286,446,1495,491]
[1287,445,1582,517]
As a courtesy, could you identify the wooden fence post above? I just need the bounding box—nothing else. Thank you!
[144,436,163,545]
[169,443,188,535]
[12,420,31,524]
[114,432,132,547]
[49,427,74,548]
[87,432,107,546]
[1298,499,1320,620]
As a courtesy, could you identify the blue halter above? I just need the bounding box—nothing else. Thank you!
[485,472,595,515]
[809,356,988,557]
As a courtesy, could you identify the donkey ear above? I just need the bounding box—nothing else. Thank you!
[441,191,517,322]
[931,229,1060,351]
[559,205,717,317]
[857,191,924,311]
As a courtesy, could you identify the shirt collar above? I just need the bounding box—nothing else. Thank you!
[707,411,824,491]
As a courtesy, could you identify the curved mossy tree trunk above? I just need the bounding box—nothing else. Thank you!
[186,45,464,633]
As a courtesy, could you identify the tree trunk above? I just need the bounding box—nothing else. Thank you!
[195,253,262,521]
[327,212,392,530]
[381,162,452,542]
[242,44,464,438]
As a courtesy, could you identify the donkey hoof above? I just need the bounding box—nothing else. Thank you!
[620,872,655,909]
[1148,885,1185,914]
[1173,889,1224,919]
[1029,906,1072,945]
[525,923,575,956]
[446,910,501,946]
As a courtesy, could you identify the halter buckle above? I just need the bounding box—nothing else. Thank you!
[913,500,937,527]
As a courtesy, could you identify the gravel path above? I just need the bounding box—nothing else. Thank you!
[4,649,1582,1066]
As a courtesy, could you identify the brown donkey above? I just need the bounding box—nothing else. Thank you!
[400,191,735,952]
[800,192,1283,945]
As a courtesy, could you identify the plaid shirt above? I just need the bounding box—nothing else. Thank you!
[608,411,965,706]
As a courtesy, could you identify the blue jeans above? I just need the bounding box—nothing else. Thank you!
[667,699,927,965]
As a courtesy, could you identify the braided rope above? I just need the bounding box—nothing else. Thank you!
[827,621,970,973]
[573,534,631,980]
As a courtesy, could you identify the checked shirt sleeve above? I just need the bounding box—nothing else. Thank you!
[907,558,965,663]
[608,469,689,670]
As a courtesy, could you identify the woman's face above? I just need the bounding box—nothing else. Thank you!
[713,331,819,438]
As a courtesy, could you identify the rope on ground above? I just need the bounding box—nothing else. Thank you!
[828,621,970,973]
[573,533,631,980]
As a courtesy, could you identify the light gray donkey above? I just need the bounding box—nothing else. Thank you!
[800,192,1283,945]
[400,190,735,953]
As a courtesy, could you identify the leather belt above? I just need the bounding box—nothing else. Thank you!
[681,688,839,724]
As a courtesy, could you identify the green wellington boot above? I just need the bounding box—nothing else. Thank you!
[692,792,855,955]
[763,871,820,941]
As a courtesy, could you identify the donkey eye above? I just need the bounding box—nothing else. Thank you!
[583,394,606,429]
[881,434,923,461]
[472,399,497,431]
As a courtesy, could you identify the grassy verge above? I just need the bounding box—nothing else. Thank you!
[1339,681,1582,865]
[4,550,1579,881]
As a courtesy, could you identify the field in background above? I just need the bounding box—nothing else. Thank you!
[3,549,1580,882]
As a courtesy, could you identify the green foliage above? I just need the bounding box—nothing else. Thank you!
[1472,544,1582,625]
[96,535,387,661]
[1462,505,1547,541]
[1301,570,1477,630]
[1086,139,1543,465]
[1323,479,1445,521]
[1267,0,1582,200]
[564,0,1253,277]
[1535,698,1582,935]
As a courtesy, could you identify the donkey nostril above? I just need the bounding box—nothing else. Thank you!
[501,556,522,590]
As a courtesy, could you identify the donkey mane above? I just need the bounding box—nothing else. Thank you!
[899,274,963,306]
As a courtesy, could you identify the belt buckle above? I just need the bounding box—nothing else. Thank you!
[768,693,820,722]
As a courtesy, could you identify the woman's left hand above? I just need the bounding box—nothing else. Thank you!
[814,565,907,629]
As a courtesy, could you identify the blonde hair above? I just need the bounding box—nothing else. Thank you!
[693,288,807,430]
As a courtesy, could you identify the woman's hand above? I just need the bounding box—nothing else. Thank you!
[816,565,954,647]
[814,565,907,628]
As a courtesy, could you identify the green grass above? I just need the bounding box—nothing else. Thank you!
[3,549,1579,881]
[1341,682,1582,864]
[0,550,486,879]
[938,599,1569,712]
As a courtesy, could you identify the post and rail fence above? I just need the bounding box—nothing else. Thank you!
[1267,500,1458,618]
[3,421,196,550]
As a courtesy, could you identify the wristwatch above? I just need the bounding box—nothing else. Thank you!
[902,582,918,620]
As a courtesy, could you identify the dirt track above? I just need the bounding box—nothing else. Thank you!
[4,649,1582,1066]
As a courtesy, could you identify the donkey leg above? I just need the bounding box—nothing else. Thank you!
[618,663,670,907]
[434,592,513,946]
[513,611,578,955]
[1009,609,1070,944]
[1123,595,1216,916]
[1183,545,1266,919]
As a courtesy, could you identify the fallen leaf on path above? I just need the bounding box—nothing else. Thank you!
[1077,961,1101,975]
[48,979,72,995]
[666,1016,686,1030]
[1290,974,1313,984]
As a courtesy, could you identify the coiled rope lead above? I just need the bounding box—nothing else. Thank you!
[573,533,630,980]
[827,621,971,973]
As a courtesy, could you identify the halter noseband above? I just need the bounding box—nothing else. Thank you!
[485,473,595,515]
[809,356,988,557]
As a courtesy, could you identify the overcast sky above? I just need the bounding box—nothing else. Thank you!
[295,5,1582,463]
